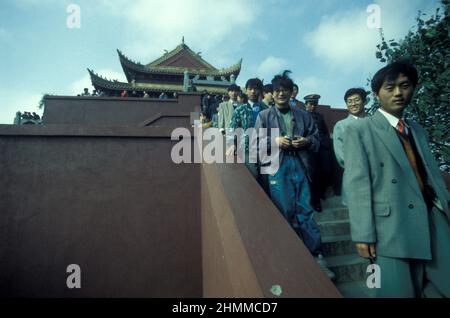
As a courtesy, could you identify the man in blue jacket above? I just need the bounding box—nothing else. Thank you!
[255,71,335,280]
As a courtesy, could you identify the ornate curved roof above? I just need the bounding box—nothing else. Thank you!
[147,42,217,70]
[88,40,241,95]
[117,45,242,78]
[88,69,183,92]
[88,69,229,95]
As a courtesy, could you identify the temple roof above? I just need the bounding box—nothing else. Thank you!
[118,41,242,79]
[147,41,217,70]
[88,39,239,95]
[88,69,228,94]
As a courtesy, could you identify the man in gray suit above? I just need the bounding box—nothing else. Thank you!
[218,84,241,134]
[333,88,367,168]
[343,62,450,297]
[333,88,367,205]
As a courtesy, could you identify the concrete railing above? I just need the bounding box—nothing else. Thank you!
[201,162,341,298]
[43,93,202,127]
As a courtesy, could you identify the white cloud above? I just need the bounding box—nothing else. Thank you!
[69,69,126,96]
[12,0,68,9]
[304,9,381,73]
[298,76,322,94]
[294,76,333,106]
[304,0,440,74]
[256,56,288,81]
[97,0,261,62]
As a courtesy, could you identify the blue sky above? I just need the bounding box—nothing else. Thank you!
[0,0,441,124]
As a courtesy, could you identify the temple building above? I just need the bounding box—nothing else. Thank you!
[88,38,242,98]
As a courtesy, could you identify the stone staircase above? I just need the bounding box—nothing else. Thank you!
[315,196,376,298]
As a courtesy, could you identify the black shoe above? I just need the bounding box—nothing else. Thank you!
[313,203,322,212]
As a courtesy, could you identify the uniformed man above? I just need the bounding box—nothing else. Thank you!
[304,94,333,212]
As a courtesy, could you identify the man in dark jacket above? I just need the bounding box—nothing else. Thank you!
[255,71,335,280]
[304,94,333,212]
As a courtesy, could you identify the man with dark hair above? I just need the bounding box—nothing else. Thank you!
[304,94,333,212]
[290,84,305,110]
[371,61,419,94]
[255,71,335,280]
[236,91,248,105]
[202,91,211,113]
[227,78,267,178]
[333,88,367,168]
[344,61,450,297]
[218,84,241,133]
[81,88,91,96]
[262,84,274,108]
[333,88,367,205]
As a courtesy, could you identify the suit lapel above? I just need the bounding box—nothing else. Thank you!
[372,111,422,197]
[408,121,438,191]
[408,121,450,215]
[408,121,428,167]
[268,107,281,130]
[227,101,234,118]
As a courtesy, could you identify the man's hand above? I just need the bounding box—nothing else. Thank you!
[226,145,236,157]
[356,243,377,259]
[276,137,292,150]
[292,137,310,149]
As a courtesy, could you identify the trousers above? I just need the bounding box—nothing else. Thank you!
[268,154,322,256]
[374,206,450,298]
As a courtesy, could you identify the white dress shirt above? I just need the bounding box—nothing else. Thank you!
[378,108,409,135]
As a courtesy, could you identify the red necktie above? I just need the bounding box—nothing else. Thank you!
[397,119,407,135]
[396,120,425,194]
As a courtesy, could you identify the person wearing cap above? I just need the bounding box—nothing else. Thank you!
[227,78,268,178]
[343,62,450,297]
[218,84,241,134]
[304,94,333,212]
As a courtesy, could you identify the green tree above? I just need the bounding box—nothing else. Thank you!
[372,0,450,171]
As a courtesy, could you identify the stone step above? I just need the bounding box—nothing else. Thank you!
[322,235,356,257]
[321,196,346,210]
[318,219,351,237]
[325,254,371,284]
[336,280,376,298]
[314,208,349,223]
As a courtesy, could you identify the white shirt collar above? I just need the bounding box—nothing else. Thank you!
[378,108,409,132]
[248,100,255,107]
[350,114,360,120]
